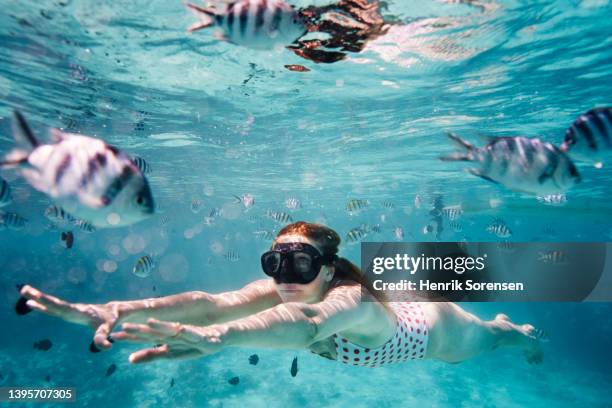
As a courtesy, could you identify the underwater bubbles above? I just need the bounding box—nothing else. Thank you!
[122,233,146,254]
[209,240,223,254]
[67,266,87,284]
[107,213,121,226]
[96,259,117,273]
[158,254,189,283]
[184,229,195,239]
[106,242,127,261]
[103,260,118,273]
[203,185,214,197]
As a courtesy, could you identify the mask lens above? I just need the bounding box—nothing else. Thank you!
[261,252,281,276]
[292,252,313,274]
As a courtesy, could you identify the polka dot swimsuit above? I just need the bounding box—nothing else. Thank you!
[333,302,428,367]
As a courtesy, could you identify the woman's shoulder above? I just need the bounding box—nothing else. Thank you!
[328,279,361,292]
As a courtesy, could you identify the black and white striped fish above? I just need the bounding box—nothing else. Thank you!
[0,111,155,228]
[73,218,96,233]
[186,0,306,50]
[496,241,516,253]
[233,193,255,210]
[486,218,512,238]
[191,198,203,214]
[346,225,367,243]
[224,250,240,262]
[133,255,155,278]
[441,205,463,221]
[381,200,395,209]
[0,177,12,207]
[448,221,463,233]
[254,229,275,240]
[0,211,27,231]
[44,204,76,227]
[441,133,581,195]
[393,226,404,240]
[560,107,612,167]
[131,156,151,175]
[284,197,301,210]
[346,199,368,213]
[537,250,568,265]
[536,194,567,206]
[266,209,292,223]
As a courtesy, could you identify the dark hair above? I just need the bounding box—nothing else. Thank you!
[275,221,388,304]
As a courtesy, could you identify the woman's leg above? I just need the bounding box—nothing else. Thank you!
[423,302,545,364]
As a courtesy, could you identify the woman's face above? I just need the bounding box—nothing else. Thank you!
[272,234,334,304]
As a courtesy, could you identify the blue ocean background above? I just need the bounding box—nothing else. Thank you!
[1,0,612,406]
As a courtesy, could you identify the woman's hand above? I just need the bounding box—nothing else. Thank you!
[19,284,120,350]
[112,319,226,364]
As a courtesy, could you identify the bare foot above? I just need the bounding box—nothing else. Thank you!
[493,314,546,364]
[520,323,545,365]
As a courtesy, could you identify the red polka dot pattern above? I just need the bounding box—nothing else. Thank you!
[332,302,428,368]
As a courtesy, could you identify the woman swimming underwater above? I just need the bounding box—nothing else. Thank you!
[18,222,544,366]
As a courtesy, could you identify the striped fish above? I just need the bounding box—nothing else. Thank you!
[0,211,27,231]
[381,200,395,209]
[232,193,255,211]
[441,205,463,221]
[393,226,404,240]
[254,230,275,240]
[560,107,612,167]
[266,209,292,223]
[131,156,151,175]
[448,221,463,233]
[186,0,306,50]
[536,194,567,206]
[486,218,512,238]
[73,218,96,233]
[371,224,382,234]
[346,199,368,213]
[0,177,12,207]
[441,133,581,195]
[0,111,155,228]
[224,250,240,262]
[414,194,422,209]
[496,241,516,253]
[284,197,301,210]
[159,214,171,227]
[537,250,568,265]
[346,225,367,244]
[191,198,202,214]
[133,255,155,278]
[44,204,76,227]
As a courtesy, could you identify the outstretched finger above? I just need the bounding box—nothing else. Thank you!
[93,322,114,350]
[129,345,170,364]
[20,285,73,315]
[25,299,49,314]
[122,322,167,342]
[146,319,181,336]
[110,331,144,343]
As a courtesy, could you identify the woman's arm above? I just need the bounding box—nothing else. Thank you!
[116,284,394,363]
[19,279,282,351]
[113,279,282,326]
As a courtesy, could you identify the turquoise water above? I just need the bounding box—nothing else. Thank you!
[1,0,612,406]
